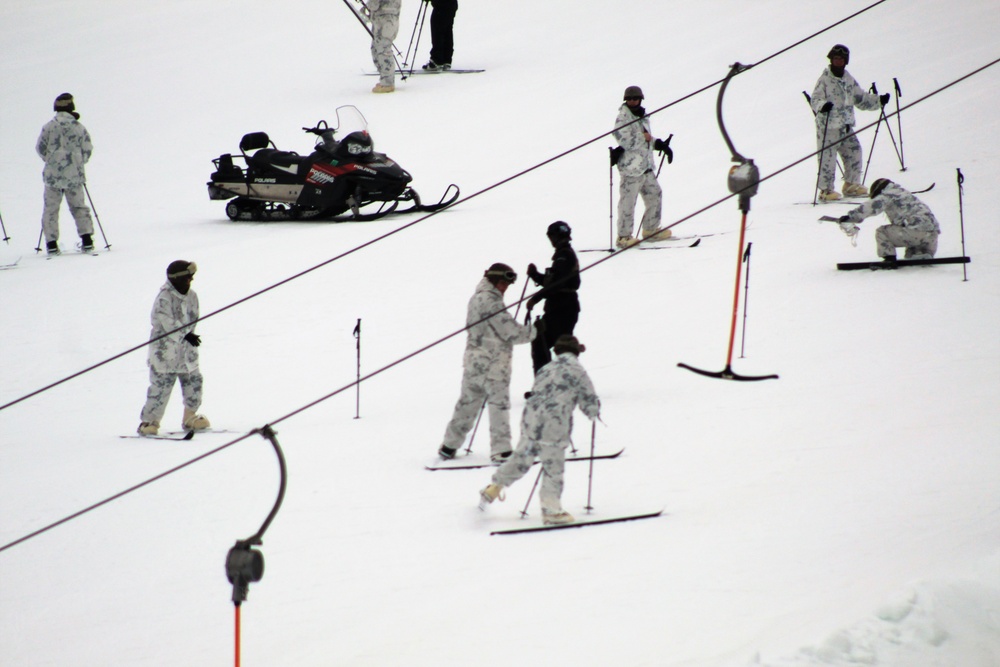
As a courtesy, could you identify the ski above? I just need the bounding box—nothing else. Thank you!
[580,238,700,253]
[490,509,663,535]
[837,256,970,271]
[366,68,485,76]
[0,257,20,270]
[119,428,240,441]
[427,448,624,471]
[796,182,934,206]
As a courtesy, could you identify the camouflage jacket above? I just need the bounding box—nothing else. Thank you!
[463,278,534,384]
[844,182,941,233]
[147,281,200,373]
[613,104,655,177]
[36,112,93,189]
[810,67,880,130]
[520,353,601,446]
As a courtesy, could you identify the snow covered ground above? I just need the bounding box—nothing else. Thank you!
[1,1,999,665]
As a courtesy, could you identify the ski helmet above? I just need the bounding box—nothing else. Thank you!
[484,262,517,285]
[869,178,892,198]
[53,92,75,113]
[546,221,572,240]
[167,260,198,279]
[553,334,585,356]
[623,85,644,101]
[827,44,850,64]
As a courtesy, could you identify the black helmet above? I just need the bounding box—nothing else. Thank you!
[546,221,572,240]
[623,85,644,101]
[484,262,517,285]
[167,260,197,279]
[828,44,850,64]
[869,178,892,198]
[53,92,75,113]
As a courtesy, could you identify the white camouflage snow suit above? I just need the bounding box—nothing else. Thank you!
[140,281,204,424]
[491,352,601,517]
[613,104,662,238]
[810,67,881,192]
[369,0,401,87]
[843,182,940,259]
[440,277,535,458]
[35,111,94,243]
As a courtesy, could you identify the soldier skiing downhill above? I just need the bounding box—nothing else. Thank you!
[836,178,941,264]
[36,93,95,255]
[438,263,536,463]
[612,85,673,249]
[810,44,889,201]
[480,335,601,527]
[138,261,211,436]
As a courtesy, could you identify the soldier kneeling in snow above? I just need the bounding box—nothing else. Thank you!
[837,178,941,264]
[479,335,601,526]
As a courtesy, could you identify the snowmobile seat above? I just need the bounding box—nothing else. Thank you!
[248,148,312,176]
[211,153,244,182]
[239,132,272,153]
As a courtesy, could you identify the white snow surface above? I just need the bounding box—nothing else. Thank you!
[1,1,999,665]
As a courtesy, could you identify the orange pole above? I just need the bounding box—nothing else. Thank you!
[235,605,241,667]
[725,212,749,367]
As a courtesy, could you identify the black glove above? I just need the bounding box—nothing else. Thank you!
[527,295,542,310]
[610,146,624,166]
[184,332,202,347]
[653,137,674,164]
[838,215,850,223]
[879,93,890,107]
[820,101,834,113]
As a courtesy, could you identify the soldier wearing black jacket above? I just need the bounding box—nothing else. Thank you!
[527,221,581,374]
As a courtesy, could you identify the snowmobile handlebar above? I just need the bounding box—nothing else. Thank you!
[302,120,332,136]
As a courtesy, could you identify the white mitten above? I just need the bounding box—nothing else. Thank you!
[839,221,860,246]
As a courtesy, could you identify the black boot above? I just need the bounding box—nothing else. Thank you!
[46,240,60,255]
[81,233,94,251]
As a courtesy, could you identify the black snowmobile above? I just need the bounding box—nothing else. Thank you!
[207,106,458,221]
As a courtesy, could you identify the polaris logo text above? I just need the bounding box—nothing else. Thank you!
[252,178,277,183]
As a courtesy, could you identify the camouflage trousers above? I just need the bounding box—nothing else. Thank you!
[371,6,400,86]
[42,185,93,243]
[441,372,512,457]
[816,124,863,191]
[492,436,567,515]
[140,369,204,425]
[876,225,938,259]
[617,170,662,238]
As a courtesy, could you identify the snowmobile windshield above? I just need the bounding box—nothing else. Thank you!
[334,105,368,137]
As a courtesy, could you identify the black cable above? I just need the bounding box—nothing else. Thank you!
[0,0,892,416]
[3,53,996,556]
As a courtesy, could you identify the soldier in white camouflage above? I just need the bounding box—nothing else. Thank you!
[479,335,601,526]
[837,178,941,262]
[438,263,536,462]
[35,93,95,255]
[612,85,673,249]
[369,0,401,93]
[810,45,888,201]
[138,261,211,436]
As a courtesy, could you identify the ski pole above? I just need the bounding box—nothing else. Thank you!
[802,92,844,178]
[957,168,968,282]
[519,467,544,518]
[862,83,885,185]
[812,106,833,206]
[35,227,44,253]
[402,0,429,74]
[608,147,615,252]
[871,82,904,171]
[83,184,111,249]
[738,241,752,359]
[654,134,672,179]
[893,78,905,170]
[0,206,9,243]
[353,318,361,419]
[584,421,596,513]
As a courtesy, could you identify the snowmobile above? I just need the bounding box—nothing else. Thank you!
[207,105,459,221]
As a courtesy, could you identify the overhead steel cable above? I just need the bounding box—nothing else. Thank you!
[3,53,996,556]
[0,0,893,416]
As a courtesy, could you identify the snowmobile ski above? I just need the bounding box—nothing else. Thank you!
[837,256,970,271]
[426,448,624,471]
[490,509,663,535]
